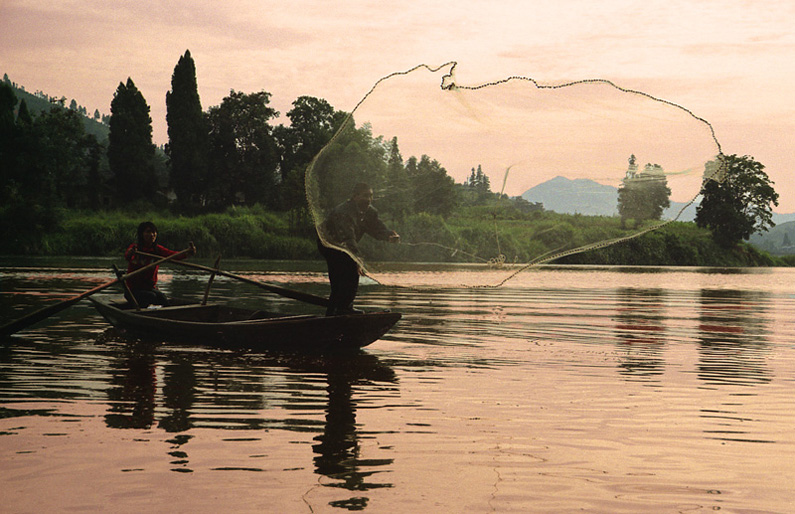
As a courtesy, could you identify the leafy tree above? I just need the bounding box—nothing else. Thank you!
[0,81,15,133]
[206,90,280,208]
[308,119,389,213]
[617,164,671,228]
[380,136,412,222]
[0,82,19,208]
[411,154,458,217]
[33,107,101,209]
[108,78,158,204]
[696,154,779,248]
[274,96,343,215]
[1,88,106,248]
[17,99,32,126]
[474,165,491,194]
[166,50,209,212]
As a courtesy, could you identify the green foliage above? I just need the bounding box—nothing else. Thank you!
[1,85,107,251]
[2,78,109,141]
[166,50,210,213]
[408,155,458,217]
[0,81,15,136]
[109,78,158,203]
[617,167,671,228]
[696,154,779,248]
[378,137,412,222]
[0,82,17,197]
[392,213,457,261]
[206,90,280,209]
[310,120,390,213]
[2,72,787,268]
[43,213,134,256]
[6,207,311,259]
[558,221,780,266]
[274,96,345,223]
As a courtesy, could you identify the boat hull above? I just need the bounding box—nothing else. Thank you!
[89,298,401,351]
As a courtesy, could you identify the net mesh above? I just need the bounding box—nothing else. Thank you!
[306,62,724,288]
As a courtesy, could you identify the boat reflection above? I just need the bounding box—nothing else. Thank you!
[101,333,398,500]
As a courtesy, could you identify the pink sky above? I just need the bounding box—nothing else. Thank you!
[2,0,793,210]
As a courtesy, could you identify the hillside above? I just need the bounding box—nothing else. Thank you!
[750,220,795,255]
[521,176,697,221]
[3,74,110,141]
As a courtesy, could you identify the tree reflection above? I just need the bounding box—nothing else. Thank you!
[697,289,772,387]
[613,288,666,380]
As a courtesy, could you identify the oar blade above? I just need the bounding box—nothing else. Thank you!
[0,248,191,337]
[0,297,82,337]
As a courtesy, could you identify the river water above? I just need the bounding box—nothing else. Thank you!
[1,260,794,513]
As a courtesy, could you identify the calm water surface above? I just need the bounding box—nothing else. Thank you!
[1,260,794,513]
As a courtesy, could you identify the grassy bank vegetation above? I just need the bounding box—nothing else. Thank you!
[23,206,316,259]
[2,206,786,267]
[360,208,783,267]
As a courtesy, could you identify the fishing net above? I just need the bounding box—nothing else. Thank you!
[306,62,724,288]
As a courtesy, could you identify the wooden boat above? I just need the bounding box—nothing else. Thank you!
[88,298,401,351]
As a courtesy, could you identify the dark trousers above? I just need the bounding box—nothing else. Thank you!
[126,288,169,309]
[317,238,359,316]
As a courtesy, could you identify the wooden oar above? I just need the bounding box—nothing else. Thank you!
[202,255,221,306]
[113,264,140,311]
[0,248,191,337]
[136,250,330,308]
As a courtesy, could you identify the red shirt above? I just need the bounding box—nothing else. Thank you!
[124,243,185,290]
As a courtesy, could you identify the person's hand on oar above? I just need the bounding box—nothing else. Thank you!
[123,222,196,308]
[135,250,330,309]
[0,248,192,337]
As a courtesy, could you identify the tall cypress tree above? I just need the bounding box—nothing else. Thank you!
[166,50,208,211]
[109,78,157,204]
[0,82,19,204]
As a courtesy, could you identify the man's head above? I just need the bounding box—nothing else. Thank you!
[352,182,373,211]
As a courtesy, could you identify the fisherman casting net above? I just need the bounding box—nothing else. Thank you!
[306,62,724,288]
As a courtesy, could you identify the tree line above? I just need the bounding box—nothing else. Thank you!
[0,53,780,255]
[1,51,534,250]
[614,152,779,248]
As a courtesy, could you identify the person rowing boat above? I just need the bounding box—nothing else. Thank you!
[124,221,196,308]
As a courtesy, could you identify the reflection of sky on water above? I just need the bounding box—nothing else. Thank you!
[2,265,795,511]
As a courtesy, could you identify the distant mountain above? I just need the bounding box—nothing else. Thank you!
[521,176,618,216]
[3,75,110,141]
[520,176,697,221]
[772,212,795,225]
[750,220,795,254]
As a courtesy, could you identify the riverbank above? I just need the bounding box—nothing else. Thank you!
[1,207,790,267]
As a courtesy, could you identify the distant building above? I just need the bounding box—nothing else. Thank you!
[624,154,664,183]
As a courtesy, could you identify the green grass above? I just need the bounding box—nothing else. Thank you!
[2,206,787,267]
